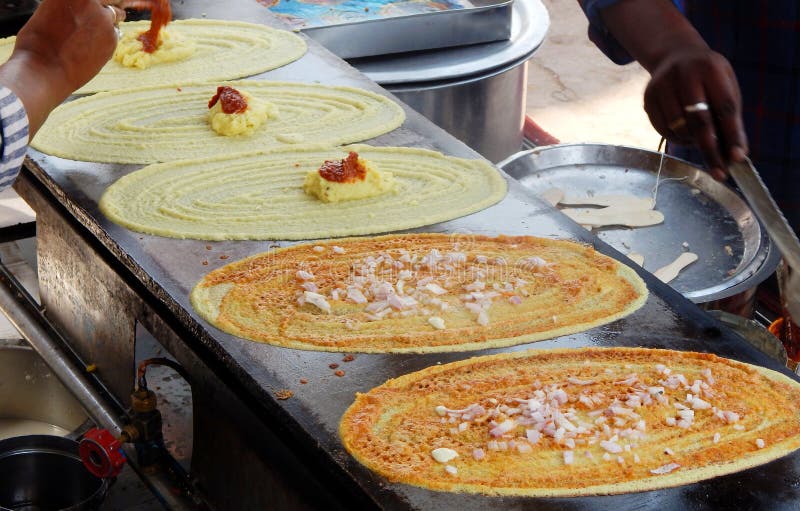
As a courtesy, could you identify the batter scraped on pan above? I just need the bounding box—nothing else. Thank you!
[32,81,405,164]
[190,234,647,352]
[340,347,800,496]
[99,145,504,240]
[0,20,307,93]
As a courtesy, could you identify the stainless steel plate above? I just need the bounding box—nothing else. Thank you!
[499,143,780,303]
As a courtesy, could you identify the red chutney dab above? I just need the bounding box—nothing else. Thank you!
[318,151,368,183]
[208,86,249,114]
[137,0,173,53]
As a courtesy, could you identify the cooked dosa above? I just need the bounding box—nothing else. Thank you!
[0,20,306,94]
[340,347,800,496]
[31,81,405,164]
[190,234,647,352]
[98,145,506,240]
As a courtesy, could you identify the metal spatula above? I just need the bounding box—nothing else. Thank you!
[728,157,800,319]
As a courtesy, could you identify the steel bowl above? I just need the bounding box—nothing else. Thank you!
[0,435,109,511]
[0,344,88,441]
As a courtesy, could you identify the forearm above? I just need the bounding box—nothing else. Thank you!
[597,0,708,73]
[0,51,71,137]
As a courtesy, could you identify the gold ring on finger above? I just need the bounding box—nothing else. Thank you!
[106,5,120,26]
[668,117,687,131]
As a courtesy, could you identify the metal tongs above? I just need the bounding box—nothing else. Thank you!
[728,158,800,320]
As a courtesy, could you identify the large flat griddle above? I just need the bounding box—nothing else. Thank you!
[18,0,800,509]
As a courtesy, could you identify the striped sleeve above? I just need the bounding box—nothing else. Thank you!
[0,86,29,191]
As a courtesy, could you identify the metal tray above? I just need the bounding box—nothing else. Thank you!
[498,143,780,303]
[261,0,514,58]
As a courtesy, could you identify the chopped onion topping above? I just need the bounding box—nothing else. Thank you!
[431,447,459,463]
[490,419,517,437]
[296,270,314,281]
[564,450,574,465]
[526,429,541,444]
[690,397,711,410]
[472,448,486,461]
[650,462,680,475]
[301,282,318,292]
[756,438,765,449]
[614,374,639,386]
[425,283,448,295]
[302,291,331,313]
[428,316,446,330]
[600,440,623,454]
[445,465,458,475]
[346,287,368,304]
[567,377,595,386]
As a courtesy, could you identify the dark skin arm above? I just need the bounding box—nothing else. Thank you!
[597,0,748,180]
[0,0,126,137]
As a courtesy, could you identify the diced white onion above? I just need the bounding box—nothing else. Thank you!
[428,316,446,330]
[650,462,680,475]
[431,448,459,463]
[302,291,331,314]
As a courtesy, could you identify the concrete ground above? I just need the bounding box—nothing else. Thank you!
[525,0,660,149]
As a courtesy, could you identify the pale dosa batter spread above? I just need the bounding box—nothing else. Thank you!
[189,234,647,352]
[32,82,405,163]
[340,347,800,496]
[98,145,505,240]
[0,20,307,93]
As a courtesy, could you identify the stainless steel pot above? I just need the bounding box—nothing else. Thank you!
[0,435,109,511]
[0,344,88,440]
[348,0,549,162]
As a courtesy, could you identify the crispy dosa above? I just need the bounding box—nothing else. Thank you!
[190,234,648,352]
[340,347,800,496]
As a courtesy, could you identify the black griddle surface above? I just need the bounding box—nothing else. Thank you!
[20,0,800,509]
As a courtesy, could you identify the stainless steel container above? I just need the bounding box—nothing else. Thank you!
[0,344,88,440]
[0,435,108,511]
[348,0,549,162]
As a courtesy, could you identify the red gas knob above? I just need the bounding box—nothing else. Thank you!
[79,428,127,478]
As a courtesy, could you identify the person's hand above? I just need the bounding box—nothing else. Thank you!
[0,0,125,136]
[643,45,748,181]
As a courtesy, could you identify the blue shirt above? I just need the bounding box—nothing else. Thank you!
[580,0,800,232]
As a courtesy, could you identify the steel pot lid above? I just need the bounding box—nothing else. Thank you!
[349,0,548,85]
[499,143,780,303]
